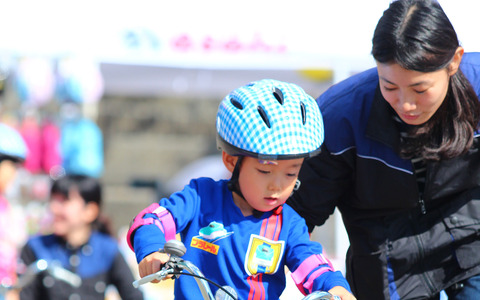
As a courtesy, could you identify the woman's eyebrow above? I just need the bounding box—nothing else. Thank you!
[379,76,428,87]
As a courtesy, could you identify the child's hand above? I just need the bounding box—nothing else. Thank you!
[328,286,357,300]
[138,251,171,283]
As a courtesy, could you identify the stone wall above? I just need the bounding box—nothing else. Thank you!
[97,95,221,233]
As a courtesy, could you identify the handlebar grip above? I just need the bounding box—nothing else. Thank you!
[132,268,172,288]
[132,273,160,288]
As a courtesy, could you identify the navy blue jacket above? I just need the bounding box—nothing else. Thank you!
[288,53,480,299]
[19,232,143,300]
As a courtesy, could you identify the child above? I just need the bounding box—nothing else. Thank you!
[19,174,144,300]
[126,79,356,300]
[0,123,28,300]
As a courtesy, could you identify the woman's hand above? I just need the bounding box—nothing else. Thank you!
[328,286,357,300]
[138,251,171,283]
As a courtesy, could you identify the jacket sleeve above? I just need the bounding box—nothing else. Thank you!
[460,52,480,98]
[108,251,145,300]
[287,143,354,232]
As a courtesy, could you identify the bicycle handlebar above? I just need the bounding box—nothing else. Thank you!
[1,259,82,295]
[133,240,340,300]
[133,241,218,299]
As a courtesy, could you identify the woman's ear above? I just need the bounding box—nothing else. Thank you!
[448,46,464,76]
[222,151,238,173]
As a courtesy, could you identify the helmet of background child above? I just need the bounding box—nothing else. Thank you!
[0,123,28,162]
[216,79,324,160]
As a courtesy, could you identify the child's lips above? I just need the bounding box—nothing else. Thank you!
[264,197,278,205]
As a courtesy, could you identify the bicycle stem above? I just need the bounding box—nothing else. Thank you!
[173,257,215,300]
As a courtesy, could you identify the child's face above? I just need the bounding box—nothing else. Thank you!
[0,160,19,194]
[238,156,303,213]
[49,189,97,238]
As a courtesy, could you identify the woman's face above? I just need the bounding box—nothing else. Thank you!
[49,189,97,237]
[376,62,451,125]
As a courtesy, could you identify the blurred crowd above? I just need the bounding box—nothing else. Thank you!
[0,56,144,299]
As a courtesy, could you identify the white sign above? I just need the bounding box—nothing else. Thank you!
[1,0,478,70]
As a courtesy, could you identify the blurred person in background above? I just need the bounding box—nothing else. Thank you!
[18,174,143,300]
[0,123,28,300]
[287,0,480,299]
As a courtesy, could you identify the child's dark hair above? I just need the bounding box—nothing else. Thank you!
[0,155,23,164]
[51,174,112,235]
[372,0,480,160]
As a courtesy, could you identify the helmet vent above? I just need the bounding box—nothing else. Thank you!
[257,106,271,128]
[230,98,244,110]
[300,102,307,125]
[272,87,284,105]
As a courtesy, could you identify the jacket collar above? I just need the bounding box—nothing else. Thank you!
[366,85,402,152]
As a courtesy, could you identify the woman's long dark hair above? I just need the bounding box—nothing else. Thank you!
[51,174,112,236]
[372,0,480,160]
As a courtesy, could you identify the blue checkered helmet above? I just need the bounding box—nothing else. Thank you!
[0,123,28,162]
[216,79,324,160]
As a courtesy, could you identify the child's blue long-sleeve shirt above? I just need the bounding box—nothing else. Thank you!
[133,177,350,299]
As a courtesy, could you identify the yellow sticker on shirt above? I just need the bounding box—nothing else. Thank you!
[191,237,220,255]
[244,234,285,275]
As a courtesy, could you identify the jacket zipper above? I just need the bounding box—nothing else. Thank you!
[418,198,426,215]
[412,158,428,215]
[410,158,435,293]
[416,163,435,294]
[414,233,436,294]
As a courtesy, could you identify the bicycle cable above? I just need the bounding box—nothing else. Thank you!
[168,271,238,300]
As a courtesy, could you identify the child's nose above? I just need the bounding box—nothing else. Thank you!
[268,177,282,191]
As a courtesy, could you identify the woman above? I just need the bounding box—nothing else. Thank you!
[19,175,143,300]
[287,0,480,299]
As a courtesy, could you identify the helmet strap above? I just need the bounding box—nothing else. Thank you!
[227,156,244,199]
[227,156,262,217]
[252,209,263,218]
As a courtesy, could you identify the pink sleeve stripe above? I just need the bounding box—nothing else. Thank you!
[126,203,177,251]
[291,254,334,294]
[153,206,176,242]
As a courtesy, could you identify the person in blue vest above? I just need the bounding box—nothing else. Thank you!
[126,79,356,300]
[287,0,480,299]
[19,174,143,300]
